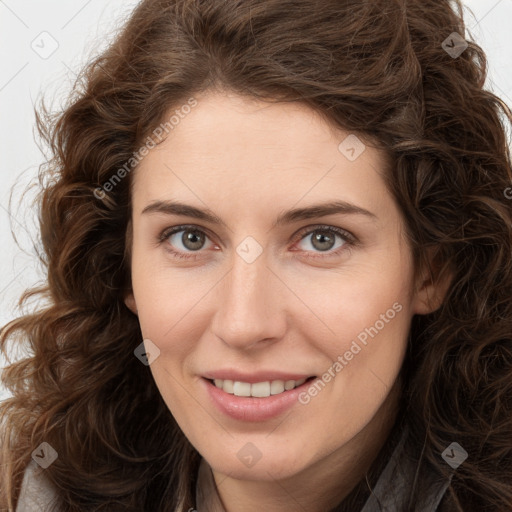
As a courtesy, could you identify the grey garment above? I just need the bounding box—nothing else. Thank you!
[347,425,454,512]
[355,426,453,512]
[16,460,60,512]
[195,427,455,512]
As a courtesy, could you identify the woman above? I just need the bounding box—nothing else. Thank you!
[1,0,511,510]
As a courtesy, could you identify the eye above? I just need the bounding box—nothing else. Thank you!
[158,225,216,260]
[158,224,357,261]
[292,225,355,259]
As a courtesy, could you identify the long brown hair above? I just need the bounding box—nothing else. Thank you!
[1,0,511,510]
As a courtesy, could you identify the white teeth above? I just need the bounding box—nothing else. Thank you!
[284,380,295,390]
[212,378,309,397]
[223,379,234,393]
[270,380,285,395]
[233,381,251,396]
[251,381,271,397]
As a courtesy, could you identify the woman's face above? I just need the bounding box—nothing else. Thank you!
[125,90,437,484]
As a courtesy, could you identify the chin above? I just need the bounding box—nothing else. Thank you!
[203,442,309,481]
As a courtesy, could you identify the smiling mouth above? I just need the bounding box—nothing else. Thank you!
[206,376,317,398]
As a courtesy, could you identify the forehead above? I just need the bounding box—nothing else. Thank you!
[132,91,391,218]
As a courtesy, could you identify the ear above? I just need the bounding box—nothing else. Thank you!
[124,291,138,315]
[411,247,453,315]
[123,220,137,315]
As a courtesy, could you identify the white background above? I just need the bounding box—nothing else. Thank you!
[1,0,512,400]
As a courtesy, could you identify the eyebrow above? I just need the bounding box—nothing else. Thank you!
[141,200,377,228]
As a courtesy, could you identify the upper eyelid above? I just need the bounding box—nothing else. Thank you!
[296,224,355,241]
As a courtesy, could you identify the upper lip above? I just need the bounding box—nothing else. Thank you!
[202,370,315,384]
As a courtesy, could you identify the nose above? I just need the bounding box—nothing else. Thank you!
[210,247,287,350]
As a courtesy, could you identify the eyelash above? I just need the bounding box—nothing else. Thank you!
[157,224,357,261]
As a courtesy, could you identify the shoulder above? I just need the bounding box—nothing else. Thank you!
[16,460,60,512]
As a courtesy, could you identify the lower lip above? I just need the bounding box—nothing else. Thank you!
[201,377,315,422]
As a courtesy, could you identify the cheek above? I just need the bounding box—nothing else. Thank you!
[295,292,409,444]
[293,254,413,359]
[304,290,409,398]
[129,245,208,344]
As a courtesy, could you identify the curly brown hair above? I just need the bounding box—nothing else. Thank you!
[1,0,512,510]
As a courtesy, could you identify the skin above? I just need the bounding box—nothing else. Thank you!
[124,90,449,512]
